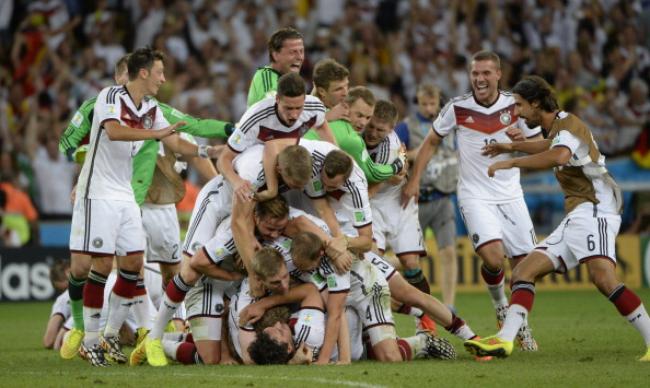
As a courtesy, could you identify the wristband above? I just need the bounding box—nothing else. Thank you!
[198,145,209,158]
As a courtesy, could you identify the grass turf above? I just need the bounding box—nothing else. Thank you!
[2,290,650,387]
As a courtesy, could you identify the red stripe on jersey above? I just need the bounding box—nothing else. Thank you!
[258,125,301,141]
[454,104,517,134]
[120,100,157,129]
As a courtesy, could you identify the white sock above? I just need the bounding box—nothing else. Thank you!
[487,278,509,308]
[104,292,132,338]
[497,304,528,342]
[453,324,476,341]
[132,294,152,330]
[627,304,650,346]
[83,306,102,347]
[162,339,182,360]
[150,294,183,339]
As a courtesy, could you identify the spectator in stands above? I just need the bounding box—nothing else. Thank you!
[0,171,39,246]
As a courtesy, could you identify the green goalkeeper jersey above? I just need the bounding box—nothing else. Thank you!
[303,119,398,184]
[59,98,232,205]
[247,66,282,107]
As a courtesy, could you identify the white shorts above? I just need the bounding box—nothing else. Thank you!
[182,176,233,257]
[371,199,425,256]
[346,260,395,347]
[186,277,232,341]
[535,203,621,273]
[70,198,145,256]
[142,203,181,264]
[364,251,397,281]
[459,197,536,258]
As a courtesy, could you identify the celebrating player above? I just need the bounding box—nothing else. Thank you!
[464,76,650,361]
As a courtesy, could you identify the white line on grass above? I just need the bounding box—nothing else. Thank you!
[9,370,387,388]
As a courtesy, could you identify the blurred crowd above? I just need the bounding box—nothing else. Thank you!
[0,0,649,242]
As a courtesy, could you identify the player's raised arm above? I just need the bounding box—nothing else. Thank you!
[103,119,181,141]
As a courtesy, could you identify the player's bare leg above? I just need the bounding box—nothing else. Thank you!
[438,244,457,308]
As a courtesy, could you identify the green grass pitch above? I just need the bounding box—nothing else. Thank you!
[2,290,650,387]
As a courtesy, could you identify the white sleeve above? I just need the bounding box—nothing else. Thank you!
[227,106,265,153]
[305,176,327,198]
[94,87,122,126]
[551,129,581,155]
[432,100,456,137]
[203,219,236,265]
[51,293,71,319]
[348,171,372,229]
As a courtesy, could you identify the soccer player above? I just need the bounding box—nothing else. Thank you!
[59,54,231,361]
[402,51,541,351]
[44,260,72,350]
[68,47,200,366]
[247,27,304,107]
[219,72,336,203]
[306,60,406,183]
[364,100,427,293]
[464,76,650,361]
[395,83,459,309]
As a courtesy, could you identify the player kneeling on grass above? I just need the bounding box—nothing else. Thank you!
[464,75,650,361]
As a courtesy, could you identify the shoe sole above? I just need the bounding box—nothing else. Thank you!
[464,342,510,358]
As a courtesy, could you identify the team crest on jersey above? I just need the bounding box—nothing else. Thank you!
[92,238,104,248]
[143,116,153,129]
[499,111,512,126]
[214,303,224,314]
[192,242,202,252]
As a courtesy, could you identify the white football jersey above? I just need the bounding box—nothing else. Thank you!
[300,140,372,235]
[76,85,169,201]
[433,91,541,202]
[228,95,326,153]
[367,131,403,202]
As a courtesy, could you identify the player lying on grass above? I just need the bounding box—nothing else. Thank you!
[464,75,650,361]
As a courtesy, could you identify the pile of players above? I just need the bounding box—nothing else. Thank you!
[52,27,650,367]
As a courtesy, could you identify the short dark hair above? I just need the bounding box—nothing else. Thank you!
[268,27,303,63]
[512,75,559,112]
[127,47,164,80]
[50,259,70,285]
[373,100,398,125]
[345,86,375,107]
[313,58,349,90]
[277,72,306,98]
[255,195,289,220]
[290,232,323,265]
[248,331,293,365]
[470,50,501,70]
[323,150,353,180]
[252,306,291,333]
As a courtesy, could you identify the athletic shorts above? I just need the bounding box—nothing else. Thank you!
[364,251,397,281]
[182,176,233,256]
[142,203,181,264]
[372,198,425,256]
[346,260,396,347]
[418,196,456,249]
[186,277,232,341]
[458,197,536,258]
[70,198,145,256]
[535,202,621,273]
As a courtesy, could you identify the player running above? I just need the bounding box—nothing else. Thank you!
[402,51,542,351]
[464,76,650,361]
